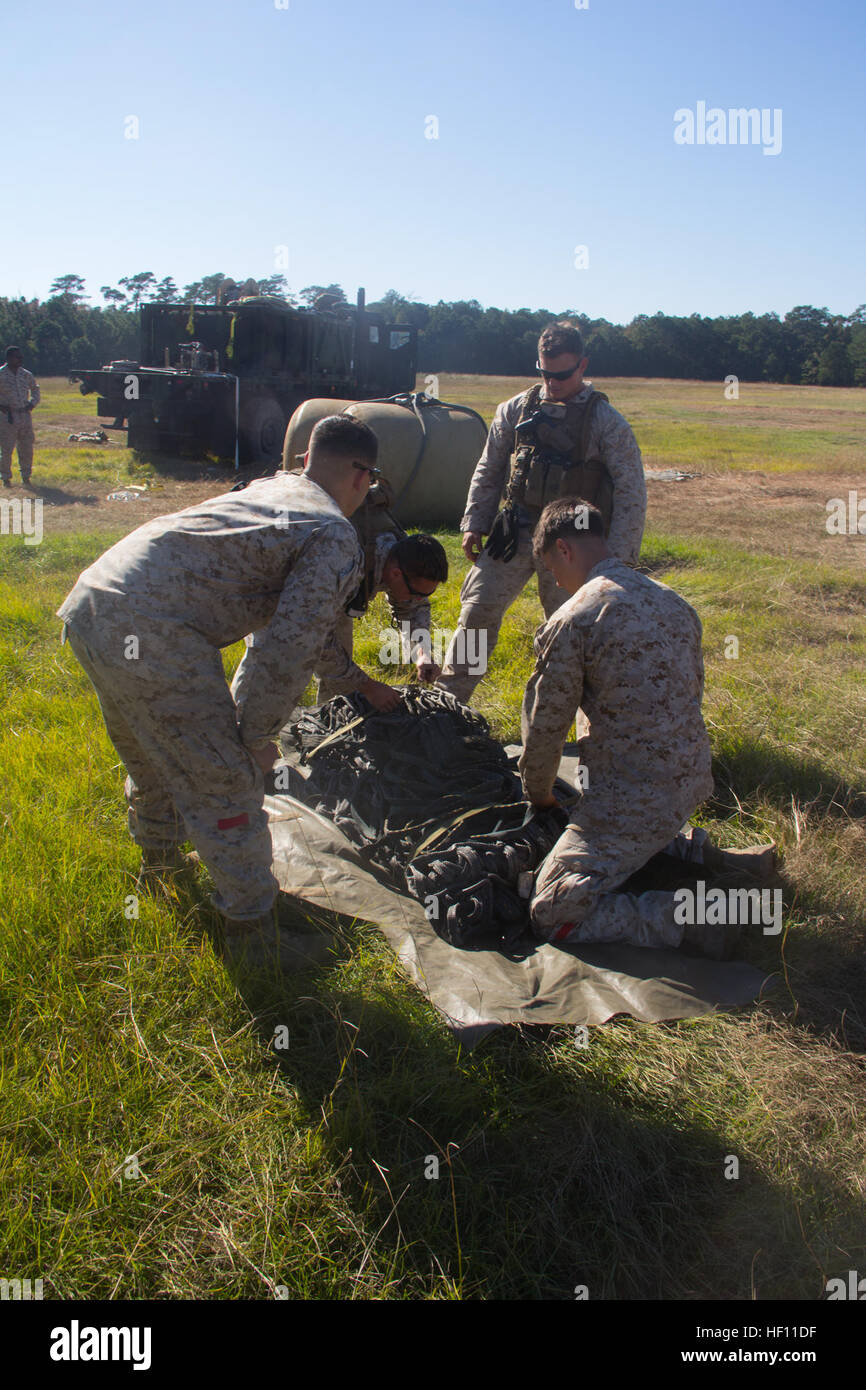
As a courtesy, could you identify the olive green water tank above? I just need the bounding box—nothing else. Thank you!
[281,393,488,525]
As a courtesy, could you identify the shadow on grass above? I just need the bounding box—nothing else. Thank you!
[710,739,866,821]
[225,906,865,1302]
[27,482,100,508]
[746,870,866,1052]
[127,450,279,487]
[704,738,866,1048]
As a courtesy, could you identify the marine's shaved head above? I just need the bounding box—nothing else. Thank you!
[304,415,380,517]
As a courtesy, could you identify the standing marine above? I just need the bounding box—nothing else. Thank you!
[436,320,646,704]
[0,345,40,487]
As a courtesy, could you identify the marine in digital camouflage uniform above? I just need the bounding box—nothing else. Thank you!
[57,419,378,928]
[312,530,438,705]
[519,499,732,955]
[232,486,448,715]
[0,346,40,486]
[437,321,646,704]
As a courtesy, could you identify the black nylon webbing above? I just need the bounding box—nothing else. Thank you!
[286,688,567,948]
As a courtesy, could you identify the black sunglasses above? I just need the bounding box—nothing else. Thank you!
[398,563,433,599]
[536,360,580,382]
[353,461,383,479]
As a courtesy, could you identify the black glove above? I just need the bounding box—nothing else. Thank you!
[344,580,369,618]
[484,504,520,561]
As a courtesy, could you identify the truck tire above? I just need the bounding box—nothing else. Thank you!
[240,396,286,465]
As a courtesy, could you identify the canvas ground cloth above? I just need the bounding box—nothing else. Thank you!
[265,745,774,1046]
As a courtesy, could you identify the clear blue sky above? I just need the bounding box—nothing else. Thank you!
[3,0,863,322]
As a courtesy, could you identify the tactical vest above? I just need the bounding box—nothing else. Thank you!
[504,384,614,530]
[347,479,407,616]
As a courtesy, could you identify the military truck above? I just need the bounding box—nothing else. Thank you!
[69,289,417,465]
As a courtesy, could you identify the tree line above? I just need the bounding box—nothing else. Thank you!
[2,274,864,386]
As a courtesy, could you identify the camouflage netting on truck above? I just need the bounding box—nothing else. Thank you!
[284,688,569,949]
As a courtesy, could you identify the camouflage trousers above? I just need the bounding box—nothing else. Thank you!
[436,524,570,704]
[0,410,34,481]
[530,805,712,949]
[63,621,277,920]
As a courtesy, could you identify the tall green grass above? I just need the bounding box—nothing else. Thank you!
[1,515,865,1299]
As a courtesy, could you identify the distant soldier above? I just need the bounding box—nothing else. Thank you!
[521,499,775,958]
[437,321,645,704]
[233,481,449,714]
[0,345,40,487]
[57,416,378,970]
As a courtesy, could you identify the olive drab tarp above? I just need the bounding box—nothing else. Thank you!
[266,692,773,1042]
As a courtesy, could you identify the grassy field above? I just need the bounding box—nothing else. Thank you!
[1,376,865,1301]
[436,373,866,475]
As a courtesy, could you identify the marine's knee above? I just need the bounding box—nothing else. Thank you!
[530,860,601,935]
[529,889,592,943]
[451,606,503,653]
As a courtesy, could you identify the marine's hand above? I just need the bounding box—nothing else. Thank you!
[416,657,442,683]
[250,741,279,773]
[462,531,483,563]
[362,678,402,712]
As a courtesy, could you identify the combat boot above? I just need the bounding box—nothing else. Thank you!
[701,841,777,883]
[134,844,201,898]
[221,909,333,973]
[681,917,741,961]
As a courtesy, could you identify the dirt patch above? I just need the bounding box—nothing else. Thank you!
[6,422,865,569]
[646,471,866,567]
[5,472,244,535]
